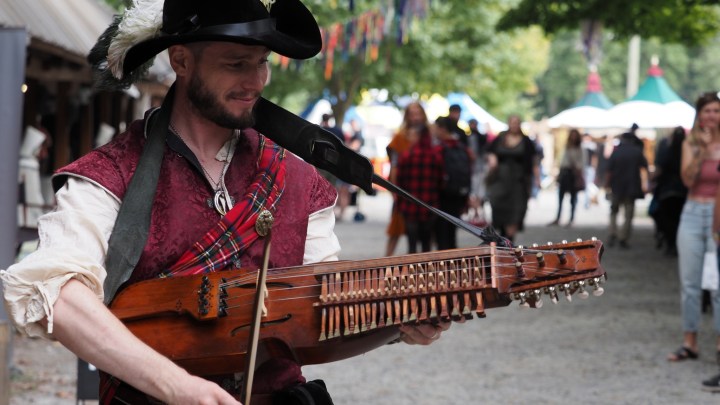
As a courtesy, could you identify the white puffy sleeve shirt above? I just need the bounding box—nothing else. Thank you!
[1,177,340,339]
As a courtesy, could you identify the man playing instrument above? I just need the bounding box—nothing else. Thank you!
[1,1,448,404]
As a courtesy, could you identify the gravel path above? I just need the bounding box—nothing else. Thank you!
[9,189,720,404]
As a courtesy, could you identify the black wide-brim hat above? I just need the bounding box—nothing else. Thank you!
[121,0,321,77]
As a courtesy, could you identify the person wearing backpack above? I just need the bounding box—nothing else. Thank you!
[434,117,473,250]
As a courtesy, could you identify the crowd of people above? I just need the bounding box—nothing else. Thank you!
[387,103,478,253]
[383,102,545,253]
[320,113,367,223]
[382,92,720,393]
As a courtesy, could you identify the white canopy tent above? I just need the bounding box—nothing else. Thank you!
[424,93,508,133]
[607,100,695,129]
[547,106,615,129]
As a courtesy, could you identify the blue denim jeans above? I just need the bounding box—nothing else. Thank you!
[676,200,720,332]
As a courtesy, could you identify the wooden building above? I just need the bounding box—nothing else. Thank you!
[0,0,173,175]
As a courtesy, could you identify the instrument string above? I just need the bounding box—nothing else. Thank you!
[219,268,601,313]
[216,248,582,289]
[212,246,563,283]
[217,261,596,310]
[218,261,577,296]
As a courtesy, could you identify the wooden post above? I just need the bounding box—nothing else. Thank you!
[0,321,10,405]
[79,102,94,156]
[54,81,71,169]
[0,27,28,405]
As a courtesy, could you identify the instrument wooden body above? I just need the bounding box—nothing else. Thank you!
[110,240,605,377]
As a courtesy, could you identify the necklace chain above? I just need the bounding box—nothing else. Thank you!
[169,123,229,191]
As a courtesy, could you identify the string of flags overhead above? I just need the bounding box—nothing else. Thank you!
[271,0,431,79]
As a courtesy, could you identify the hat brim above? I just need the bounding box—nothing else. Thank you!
[122,0,321,76]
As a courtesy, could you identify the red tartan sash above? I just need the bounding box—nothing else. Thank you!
[163,135,286,277]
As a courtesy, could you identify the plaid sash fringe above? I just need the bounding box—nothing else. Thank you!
[163,135,286,277]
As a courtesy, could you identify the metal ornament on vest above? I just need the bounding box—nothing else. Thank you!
[255,210,274,237]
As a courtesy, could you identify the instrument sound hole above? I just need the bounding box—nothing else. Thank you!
[234,282,294,289]
[230,314,293,336]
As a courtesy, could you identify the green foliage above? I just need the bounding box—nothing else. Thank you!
[533,31,720,119]
[497,0,720,46]
[266,0,548,123]
[103,0,131,11]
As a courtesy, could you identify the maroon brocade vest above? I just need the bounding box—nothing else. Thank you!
[54,117,337,287]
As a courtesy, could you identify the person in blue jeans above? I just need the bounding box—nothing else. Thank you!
[663,93,720,395]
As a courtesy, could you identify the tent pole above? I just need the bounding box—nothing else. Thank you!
[626,35,641,99]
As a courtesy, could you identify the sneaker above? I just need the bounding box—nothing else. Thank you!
[702,372,720,392]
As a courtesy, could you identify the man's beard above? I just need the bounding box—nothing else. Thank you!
[187,73,256,129]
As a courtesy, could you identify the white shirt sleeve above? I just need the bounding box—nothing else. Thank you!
[303,204,341,264]
[1,177,119,338]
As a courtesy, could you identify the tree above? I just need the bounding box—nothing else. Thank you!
[102,0,549,122]
[532,29,720,119]
[265,0,549,123]
[103,0,131,11]
[497,0,720,46]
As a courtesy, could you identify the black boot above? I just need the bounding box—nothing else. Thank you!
[702,371,720,392]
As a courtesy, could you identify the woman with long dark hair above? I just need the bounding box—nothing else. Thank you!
[485,115,539,242]
[385,102,427,256]
[550,129,584,227]
[396,123,444,253]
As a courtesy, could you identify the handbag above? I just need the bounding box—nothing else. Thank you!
[702,250,719,291]
[573,168,586,192]
[466,206,488,227]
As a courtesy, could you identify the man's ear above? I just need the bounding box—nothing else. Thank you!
[168,45,192,77]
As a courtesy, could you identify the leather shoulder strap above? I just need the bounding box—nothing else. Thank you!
[103,86,175,304]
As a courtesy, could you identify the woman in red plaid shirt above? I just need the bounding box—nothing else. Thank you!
[396,124,445,253]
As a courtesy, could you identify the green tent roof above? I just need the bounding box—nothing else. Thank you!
[628,64,683,103]
[571,70,614,110]
[572,91,614,109]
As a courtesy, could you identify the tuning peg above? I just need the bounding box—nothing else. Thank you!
[536,252,545,268]
[515,292,530,308]
[590,277,605,296]
[531,289,543,308]
[557,249,567,265]
[575,280,589,299]
[532,243,539,248]
[576,238,583,242]
[560,283,572,302]
[515,260,526,278]
[591,236,598,241]
[562,239,568,244]
[544,286,559,304]
[514,247,525,262]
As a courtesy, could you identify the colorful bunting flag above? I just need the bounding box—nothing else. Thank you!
[273,0,429,79]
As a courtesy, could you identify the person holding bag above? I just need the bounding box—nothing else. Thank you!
[668,93,720,379]
[701,109,720,390]
[549,129,584,228]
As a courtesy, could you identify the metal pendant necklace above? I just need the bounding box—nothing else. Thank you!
[170,123,234,215]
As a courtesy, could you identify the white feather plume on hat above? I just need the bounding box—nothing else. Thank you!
[107,0,164,80]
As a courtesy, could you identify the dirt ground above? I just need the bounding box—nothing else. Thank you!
[7,190,720,404]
